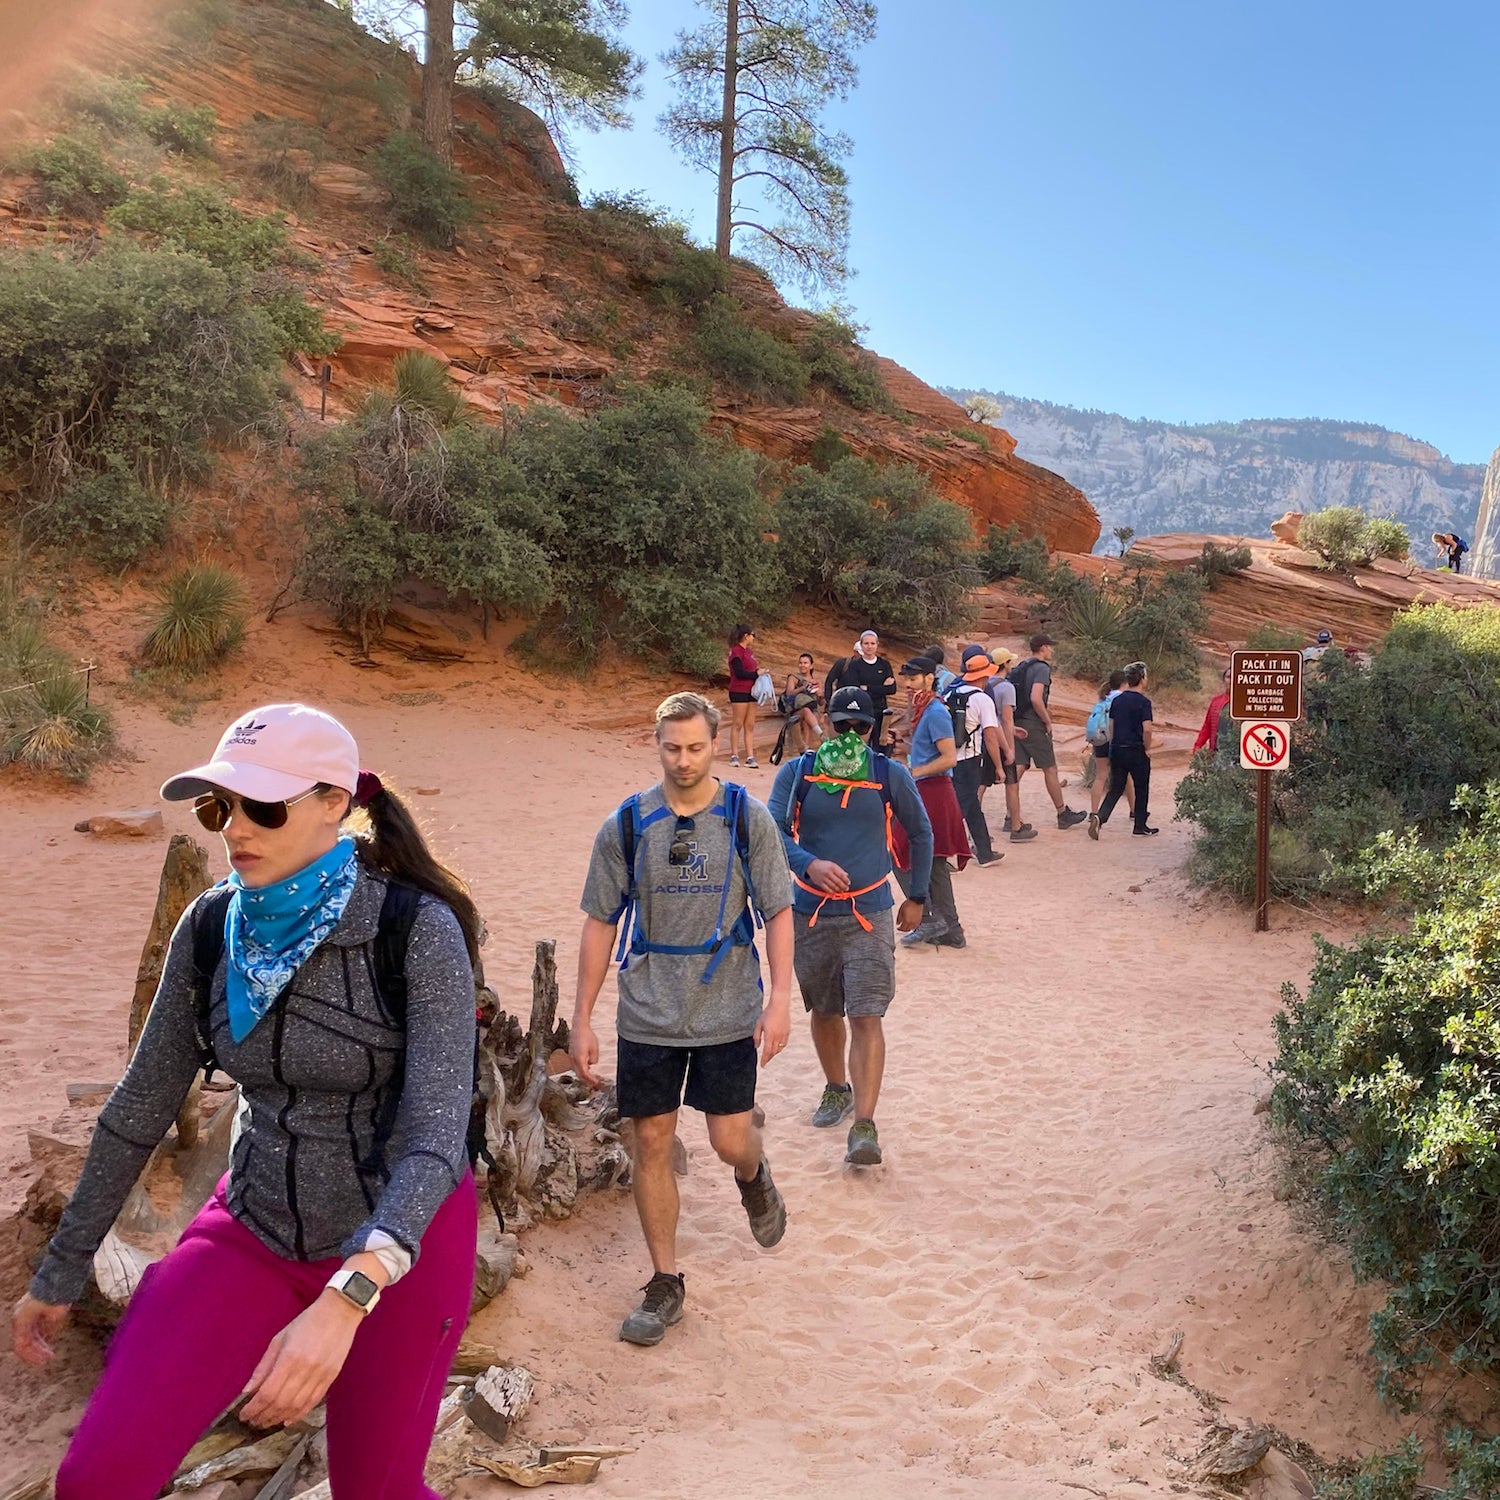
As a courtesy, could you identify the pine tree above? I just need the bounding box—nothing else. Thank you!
[661,0,876,291]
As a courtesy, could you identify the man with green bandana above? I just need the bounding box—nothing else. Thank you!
[768,687,932,1166]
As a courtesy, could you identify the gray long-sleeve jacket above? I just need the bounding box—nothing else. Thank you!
[31,867,476,1306]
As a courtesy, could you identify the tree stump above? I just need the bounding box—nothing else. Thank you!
[129,834,212,1148]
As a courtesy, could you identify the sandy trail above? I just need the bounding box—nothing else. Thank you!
[0,679,1413,1494]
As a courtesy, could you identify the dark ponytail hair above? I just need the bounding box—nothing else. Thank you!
[345,782,482,967]
[728,622,752,648]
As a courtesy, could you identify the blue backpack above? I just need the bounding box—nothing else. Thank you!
[614,782,764,984]
[1085,697,1113,747]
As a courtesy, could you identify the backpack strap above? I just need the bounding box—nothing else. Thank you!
[372,879,422,1025]
[700,782,762,984]
[614,793,675,969]
[191,885,234,1081]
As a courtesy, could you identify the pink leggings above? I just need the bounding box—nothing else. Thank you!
[56,1175,477,1500]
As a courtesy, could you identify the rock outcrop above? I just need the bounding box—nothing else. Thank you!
[2,0,1098,553]
[1470,443,1500,579]
[949,391,1483,552]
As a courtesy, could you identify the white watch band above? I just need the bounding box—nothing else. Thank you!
[326,1267,381,1316]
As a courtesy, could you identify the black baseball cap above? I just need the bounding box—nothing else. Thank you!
[827,687,876,726]
[899,657,936,676]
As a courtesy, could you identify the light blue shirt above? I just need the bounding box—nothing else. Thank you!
[909,699,954,777]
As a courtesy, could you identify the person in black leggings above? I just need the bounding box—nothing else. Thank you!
[1097,662,1157,837]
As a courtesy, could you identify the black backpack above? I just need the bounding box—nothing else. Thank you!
[943,682,982,750]
[190,880,493,1173]
[1008,658,1045,716]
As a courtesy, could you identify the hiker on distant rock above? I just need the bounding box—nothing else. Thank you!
[726,624,762,769]
[769,687,931,1167]
[571,692,793,1348]
[948,645,1005,866]
[1439,532,1469,573]
[1092,663,1158,838]
[891,658,971,948]
[12,704,483,1500]
[1193,666,1232,756]
[1009,634,1089,832]
[982,646,1035,842]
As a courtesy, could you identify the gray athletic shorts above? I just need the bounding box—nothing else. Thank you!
[793,907,896,1019]
[1014,718,1056,771]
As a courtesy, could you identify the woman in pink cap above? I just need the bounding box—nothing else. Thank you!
[11,703,482,1500]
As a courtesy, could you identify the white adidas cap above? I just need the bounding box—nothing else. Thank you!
[160,703,360,803]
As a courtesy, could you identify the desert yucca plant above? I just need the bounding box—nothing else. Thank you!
[2,672,112,778]
[361,350,470,430]
[141,561,247,671]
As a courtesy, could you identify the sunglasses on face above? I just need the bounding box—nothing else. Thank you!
[668,815,696,867]
[193,786,322,832]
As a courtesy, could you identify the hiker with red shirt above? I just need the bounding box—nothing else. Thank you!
[1193,667,1232,754]
[726,624,761,769]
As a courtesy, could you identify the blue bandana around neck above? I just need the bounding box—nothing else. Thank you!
[224,835,360,1043]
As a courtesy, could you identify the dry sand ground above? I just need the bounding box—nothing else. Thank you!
[0,652,1427,1495]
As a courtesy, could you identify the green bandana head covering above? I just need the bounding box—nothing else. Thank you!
[812,729,870,791]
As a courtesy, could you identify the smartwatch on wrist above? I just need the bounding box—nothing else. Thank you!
[326,1268,381,1316]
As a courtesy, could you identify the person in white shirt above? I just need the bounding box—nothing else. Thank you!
[950,646,1004,866]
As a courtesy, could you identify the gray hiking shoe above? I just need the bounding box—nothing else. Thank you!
[900,919,948,948]
[1010,824,1038,842]
[619,1272,685,1346]
[1058,808,1088,829]
[811,1082,854,1128]
[933,926,968,949]
[737,1158,788,1247]
[845,1119,882,1166]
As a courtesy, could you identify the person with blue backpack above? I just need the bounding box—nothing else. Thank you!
[768,687,932,1167]
[13,704,483,1500]
[570,692,794,1348]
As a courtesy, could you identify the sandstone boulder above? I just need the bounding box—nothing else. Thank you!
[1270,511,1303,545]
[309,163,387,209]
[77,809,165,838]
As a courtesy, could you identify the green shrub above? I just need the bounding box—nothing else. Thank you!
[107,178,286,271]
[255,281,341,359]
[1193,541,1252,588]
[1298,505,1406,570]
[371,237,428,294]
[1245,622,1304,652]
[977,522,1051,585]
[360,350,469,430]
[244,115,324,204]
[30,462,172,570]
[0,668,112,779]
[20,133,129,216]
[652,245,729,313]
[692,296,808,403]
[509,383,782,674]
[1365,516,1411,561]
[1273,787,1500,1405]
[807,424,853,472]
[63,74,148,134]
[369,132,472,248]
[0,245,280,523]
[143,102,216,157]
[141,561,247,670]
[776,457,978,638]
[802,312,887,411]
[1177,604,1500,899]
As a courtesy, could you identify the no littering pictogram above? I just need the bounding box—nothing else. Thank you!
[1240,720,1291,771]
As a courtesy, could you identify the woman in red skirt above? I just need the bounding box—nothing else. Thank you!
[891,657,970,948]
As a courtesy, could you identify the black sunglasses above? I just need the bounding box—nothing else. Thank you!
[193,786,322,832]
[668,815,696,867]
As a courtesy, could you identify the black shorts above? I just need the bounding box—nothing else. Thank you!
[728,691,754,704]
[616,1035,757,1119]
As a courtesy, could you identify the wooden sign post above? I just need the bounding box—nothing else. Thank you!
[1230,652,1303,932]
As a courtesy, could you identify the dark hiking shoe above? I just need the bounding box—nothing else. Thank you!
[811,1082,854,1128]
[1000,816,1013,833]
[1087,813,1100,840]
[1132,826,1160,837]
[1009,824,1038,843]
[975,851,1005,866]
[933,927,967,949]
[1057,808,1088,829]
[846,1119,882,1166]
[900,919,948,948]
[620,1272,685,1346]
[737,1159,788,1248]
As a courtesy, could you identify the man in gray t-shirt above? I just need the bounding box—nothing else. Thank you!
[572,692,793,1348]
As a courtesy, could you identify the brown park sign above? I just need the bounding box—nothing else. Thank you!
[1230,650,1303,722]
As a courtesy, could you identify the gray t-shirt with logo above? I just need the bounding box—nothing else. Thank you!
[581,783,792,1047]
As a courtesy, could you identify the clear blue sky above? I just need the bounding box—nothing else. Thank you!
[561,0,1499,463]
